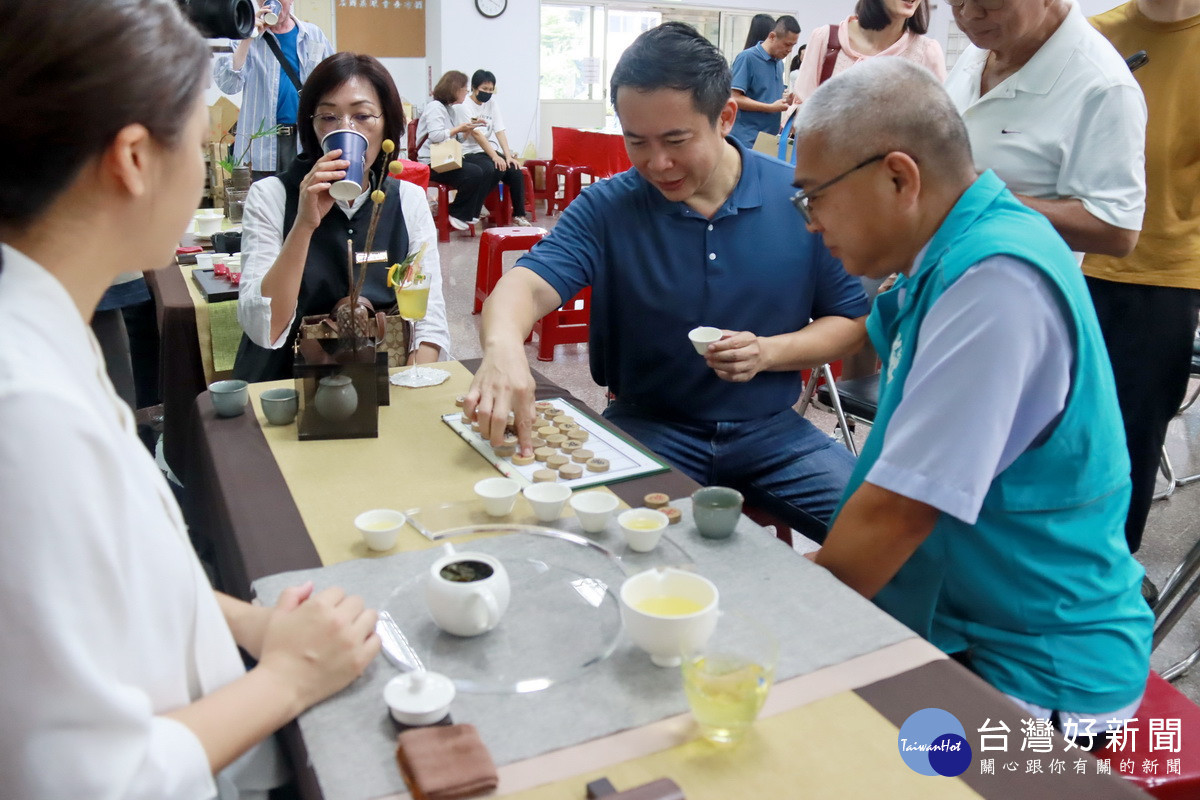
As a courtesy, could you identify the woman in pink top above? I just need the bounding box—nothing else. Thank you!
[786,0,945,382]
[789,0,946,106]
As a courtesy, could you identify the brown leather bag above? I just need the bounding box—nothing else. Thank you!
[298,297,413,368]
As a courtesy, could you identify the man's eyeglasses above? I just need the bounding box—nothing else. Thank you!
[790,154,886,225]
[945,0,1006,10]
[311,112,383,130]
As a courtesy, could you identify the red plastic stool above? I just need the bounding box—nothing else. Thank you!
[482,167,538,228]
[1093,671,1200,798]
[549,164,594,214]
[523,159,554,214]
[473,226,548,314]
[532,286,591,361]
[433,183,475,243]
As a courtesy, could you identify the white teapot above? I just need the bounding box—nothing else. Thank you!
[425,543,510,637]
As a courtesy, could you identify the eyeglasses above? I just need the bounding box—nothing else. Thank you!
[790,154,886,224]
[945,0,1006,10]
[310,112,383,130]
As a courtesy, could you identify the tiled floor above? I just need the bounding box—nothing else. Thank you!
[438,203,1200,707]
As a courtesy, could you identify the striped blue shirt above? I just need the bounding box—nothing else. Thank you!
[212,19,332,172]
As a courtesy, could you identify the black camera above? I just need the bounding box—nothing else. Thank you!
[178,0,257,39]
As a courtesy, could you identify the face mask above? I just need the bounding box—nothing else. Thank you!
[476,90,494,104]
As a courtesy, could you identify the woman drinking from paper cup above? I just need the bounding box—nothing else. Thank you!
[234,52,450,382]
[0,1,381,797]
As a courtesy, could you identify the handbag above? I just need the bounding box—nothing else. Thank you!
[429,138,464,173]
[299,300,414,368]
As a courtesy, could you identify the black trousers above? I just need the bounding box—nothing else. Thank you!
[463,152,527,219]
[429,158,491,222]
[1086,276,1199,553]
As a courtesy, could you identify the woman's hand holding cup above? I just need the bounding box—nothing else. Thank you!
[295,150,348,232]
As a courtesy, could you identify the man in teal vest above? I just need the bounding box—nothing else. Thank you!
[791,58,1151,732]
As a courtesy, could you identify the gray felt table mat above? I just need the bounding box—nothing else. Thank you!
[252,498,915,800]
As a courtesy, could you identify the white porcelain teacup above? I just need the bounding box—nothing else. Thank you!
[425,543,511,637]
[619,567,719,667]
[570,491,620,534]
[474,477,520,517]
[688,326,723,355]
[523,483,571,522]
[618,508,669,552]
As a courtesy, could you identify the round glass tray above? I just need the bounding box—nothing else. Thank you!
[383,525,626,694]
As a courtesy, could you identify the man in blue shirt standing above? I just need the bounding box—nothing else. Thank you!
[214,0,332,179]
[466,22,868,541]
[794,59,1150,729]
[729,15,800,148]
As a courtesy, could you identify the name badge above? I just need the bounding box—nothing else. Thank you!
[355,251,389,264]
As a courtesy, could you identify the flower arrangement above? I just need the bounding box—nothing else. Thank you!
[335,138,400,342]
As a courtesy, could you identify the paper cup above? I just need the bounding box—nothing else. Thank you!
[321,128,369,202]
[261,0,281,25]
[688,326,722,355]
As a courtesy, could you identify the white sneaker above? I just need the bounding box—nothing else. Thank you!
[448,216,469,231]
[469,217,481,225]
[479,207,490,219]
[513,216,532,227]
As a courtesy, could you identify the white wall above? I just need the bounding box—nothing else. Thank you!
[426,0,542,155]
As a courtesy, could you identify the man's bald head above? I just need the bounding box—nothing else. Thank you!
[794,58,975,185]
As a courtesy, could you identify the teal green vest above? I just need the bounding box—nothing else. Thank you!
[840,171,1152,712]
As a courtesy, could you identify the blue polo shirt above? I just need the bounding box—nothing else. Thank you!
[518,138,867,423]
[730,43,784,148]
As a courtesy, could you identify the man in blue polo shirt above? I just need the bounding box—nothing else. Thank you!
[795,59,1150,730]
[465,22,868,541]
[729,15,800,148]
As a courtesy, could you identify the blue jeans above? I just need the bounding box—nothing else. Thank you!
[603,402,856,543]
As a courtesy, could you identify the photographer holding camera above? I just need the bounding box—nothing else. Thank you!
[213,0,333,179]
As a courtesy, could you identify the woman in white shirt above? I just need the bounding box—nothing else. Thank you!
[235,52,450,381]
[0,2,379,797]
[461,69,532,227]
[416,70,492,230]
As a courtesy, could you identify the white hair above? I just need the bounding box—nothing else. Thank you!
[793,57,974,179]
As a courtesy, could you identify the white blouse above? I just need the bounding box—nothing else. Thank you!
[0,244,283,799]
[237,176,451,359]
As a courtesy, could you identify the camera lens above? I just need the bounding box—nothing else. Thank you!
[179,0,256,39]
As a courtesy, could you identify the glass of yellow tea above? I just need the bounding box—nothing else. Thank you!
[395,276,431,321]
[682,611,778,745]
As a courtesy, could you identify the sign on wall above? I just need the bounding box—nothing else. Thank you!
[335,0,425,58]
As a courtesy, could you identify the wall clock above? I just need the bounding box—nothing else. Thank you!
[475,0,506,19]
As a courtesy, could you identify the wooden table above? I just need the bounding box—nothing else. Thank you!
[182,362,1146,800]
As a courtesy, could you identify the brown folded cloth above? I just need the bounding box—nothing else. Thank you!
[396,723,499,800]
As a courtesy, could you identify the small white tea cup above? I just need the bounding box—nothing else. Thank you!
[688,326,722,355]
[474,477,520,517]
[570,491,620,534]
[618,508,669,553]
[523,483,572,522]
[354,508,405,552]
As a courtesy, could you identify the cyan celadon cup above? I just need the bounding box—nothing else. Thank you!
[691,486,744,540]
[259,387,299,426]
[209,379,249,418]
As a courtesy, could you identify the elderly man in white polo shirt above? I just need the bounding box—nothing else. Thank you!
[944,0,1146,261]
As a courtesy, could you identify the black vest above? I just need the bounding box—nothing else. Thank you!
[232,155,410,382]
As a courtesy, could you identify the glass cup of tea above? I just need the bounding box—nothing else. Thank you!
[681,611,778,745]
